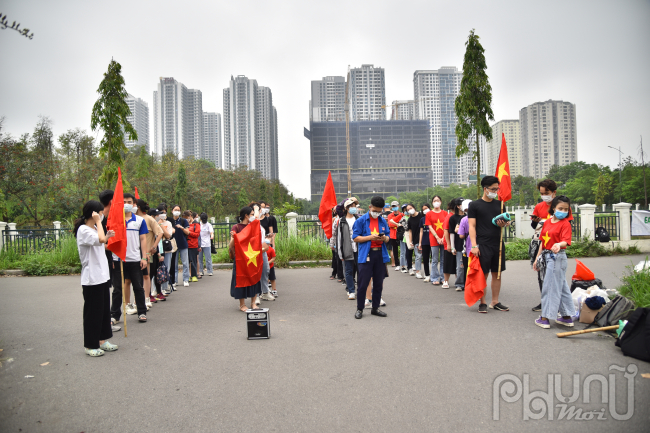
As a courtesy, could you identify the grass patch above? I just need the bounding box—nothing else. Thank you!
[505,237,641,262]
[617,260,650,308]
[0,235,81,276]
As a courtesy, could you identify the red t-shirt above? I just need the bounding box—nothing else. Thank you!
[425,210,448,247]
[540,218,572,250]
[369,217,383,248]
[267,246,276,268]
[387,212,403,239]
[532,201,573,221]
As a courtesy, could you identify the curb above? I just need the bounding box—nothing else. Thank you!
[3,269,26,276]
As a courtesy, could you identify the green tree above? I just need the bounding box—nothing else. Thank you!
[259,180,267,203]
[175,162,187,208]
[91,59,137,187]
[272,183,281,206]
[237,189,249,209]
[213,188,224,218]
[547,161,590,187]
[594,173,613,206]
[455,29,494,198]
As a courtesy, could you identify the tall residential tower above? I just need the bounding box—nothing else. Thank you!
[125,94,150,150]
[350,65,386,121]
[310,76,346,122]
[487,120,522,178]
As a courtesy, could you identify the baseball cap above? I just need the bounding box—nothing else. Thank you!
[344,198,357,208]
[148,208,162,217]
[401,203,408,209]
[390,201,399,207]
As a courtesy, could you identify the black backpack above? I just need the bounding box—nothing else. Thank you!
[592,295,636,327]
[595,226,611,242]
[615,307,650,362]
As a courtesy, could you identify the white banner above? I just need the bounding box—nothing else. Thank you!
[631,210,650,236]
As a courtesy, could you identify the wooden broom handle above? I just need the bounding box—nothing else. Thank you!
[556,325,619,338]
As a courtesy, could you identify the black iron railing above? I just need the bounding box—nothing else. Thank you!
[594,214,619,240]
[2,228,71,254]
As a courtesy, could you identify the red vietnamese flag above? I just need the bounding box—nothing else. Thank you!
[495,133,512,202]
[134,187,140,199]
[106,168,127,261]
[318,171,338,239]
[464,254,487,307]
[234,219,264,287]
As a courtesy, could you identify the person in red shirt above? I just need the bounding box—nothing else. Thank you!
[532,195,575,329]
[265,235,278,297]
[440,201,457,288]
[186,211,201,282]
[425,195,448,285]
[386,200,403,269]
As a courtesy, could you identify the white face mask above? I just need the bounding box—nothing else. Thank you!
[124,203,133,213]
[487,191,498,199]
[99,214,105,222]
[541,195,553,203]
[249,215,256,222]
[132,206,138,213]
[173,211,181,217]
[408,209,415,215]
[432,202,441,209]
[422,209,430,214]
[160,214,167,221]
[370,211,381,219]
[262,208,270,214]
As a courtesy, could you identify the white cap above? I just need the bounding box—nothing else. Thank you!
[344,198,358,208]
[461,199,472,212]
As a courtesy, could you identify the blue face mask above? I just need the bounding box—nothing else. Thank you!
[554,210,568,220]
[392,207,398,211]
[349,207,357,215]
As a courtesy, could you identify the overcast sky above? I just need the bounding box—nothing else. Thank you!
[1,0,649,199]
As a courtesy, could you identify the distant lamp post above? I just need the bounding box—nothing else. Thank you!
[607,145,624,203]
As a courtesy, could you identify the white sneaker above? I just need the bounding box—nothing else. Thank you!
[380,298,386,307]
[364,299,371,308]
[145,299,153,308]
[348,292,356,300]
[423,276,430,282]
[408,269,415,276]
[394,266,400,271]
[442,281,449,289]
[111,325,121,332]
[183,281,189,287]
[455,286,462,291]
[415,272,423,279]
[401,267,408,273]
[208,273,213,276]
[255,296,261,305]
[260,292,275,301]
[125,303,137,315]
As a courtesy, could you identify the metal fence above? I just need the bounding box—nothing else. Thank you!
[295,220,327,242]
[212,222,236,250]
[594,213,619,240]
[2,228,71,254]
[570,214,581,240]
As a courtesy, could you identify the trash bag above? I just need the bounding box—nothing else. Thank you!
[615,307,650,362]
[570,278,607,293]
[592,295,636,327]
[572,259,595,281]
[595,227,611,242]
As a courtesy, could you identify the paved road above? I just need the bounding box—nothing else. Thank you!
[1,255,649,433]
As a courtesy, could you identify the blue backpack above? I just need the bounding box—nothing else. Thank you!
[156,262,169,285]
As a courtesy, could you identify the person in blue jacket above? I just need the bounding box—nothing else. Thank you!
[352,196,391,319]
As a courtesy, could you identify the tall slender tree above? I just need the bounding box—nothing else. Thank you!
[91,59,137,187]
[175,162,187,208]
[455,29,494,198]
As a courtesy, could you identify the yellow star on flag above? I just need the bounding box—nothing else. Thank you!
[542,231,551,247]
[244,242,260,266]
[371,228,379,236]
[434,220,444,232]
[497,162,509,182]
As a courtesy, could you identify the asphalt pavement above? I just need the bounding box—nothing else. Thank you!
[1,255,649,433]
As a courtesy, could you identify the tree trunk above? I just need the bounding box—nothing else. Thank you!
[476,129,481,199]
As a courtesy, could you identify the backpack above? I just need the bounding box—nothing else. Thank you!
[156,262,169,286]
[396,225,405,241]
[595,226,611,242]
[615,307,650,362]
[592,295,636,327]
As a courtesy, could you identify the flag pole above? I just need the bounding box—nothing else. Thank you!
[497,200,504,280]
[121,260,127,337]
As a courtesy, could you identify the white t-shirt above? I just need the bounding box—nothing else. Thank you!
[77,225,110,286]
[200,222,214,248]
[112,213,149,262]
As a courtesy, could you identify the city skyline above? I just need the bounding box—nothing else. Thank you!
[1,1,648,199]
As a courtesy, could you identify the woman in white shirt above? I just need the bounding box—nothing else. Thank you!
[74,200,117,357]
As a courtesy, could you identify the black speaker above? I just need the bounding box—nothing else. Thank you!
[246,308,270,340]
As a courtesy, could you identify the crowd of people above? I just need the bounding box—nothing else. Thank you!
[74,190,280,356]
[73,175,575,355]
[329,175,575,326]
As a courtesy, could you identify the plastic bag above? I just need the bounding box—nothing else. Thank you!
[572,259,595,281]
[586,287,610,303]
[572,288,588,312]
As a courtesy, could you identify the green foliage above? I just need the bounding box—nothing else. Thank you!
[455,29,494,198]
[175,162,187,208]
[274,202,301,217]
[617,262,650,308]
[505,238,530,261]
[0,235,81,275]
[594,172,613,206]
[237,189,249,209]
[548,161,591,187]
[504,237,641,262]
[91,59,137,188]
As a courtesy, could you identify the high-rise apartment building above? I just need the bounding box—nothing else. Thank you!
[390,100,415,120]
[202,112,222,168]
[414,67,478,185]
[487,120,523,177]
[153,77,203,159]
[350,65,386,121]
[310,76,346,122]
[520,100,577,178]
[125,94,150,150]
[223,75,279,180]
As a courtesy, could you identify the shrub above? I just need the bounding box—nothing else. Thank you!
[617,261,650,308]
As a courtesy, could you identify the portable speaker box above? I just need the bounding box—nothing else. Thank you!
[246,308,270,340]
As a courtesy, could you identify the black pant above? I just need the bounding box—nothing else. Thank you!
[389,239,400,265]
[188,248,199,278]
[421,245,431,276]
[111,260,147,320]
[82,280,113,349]
[331,250,343,279]
[150,254,159,292]
[169,251,177,284]
[404,247,413,270]
[356,250,386,311]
